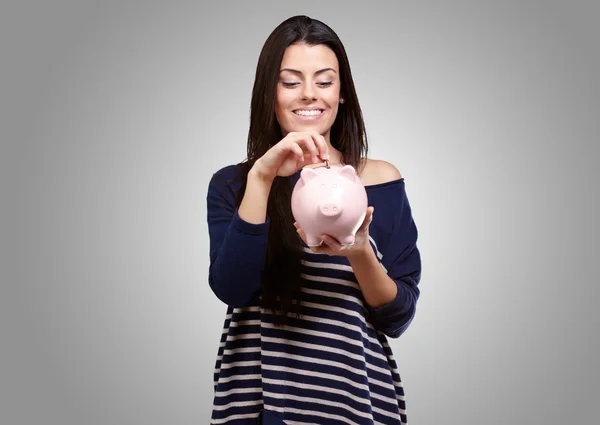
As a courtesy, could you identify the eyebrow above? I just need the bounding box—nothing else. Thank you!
[279,67,337,75]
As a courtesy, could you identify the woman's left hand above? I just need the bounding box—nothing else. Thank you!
[294,206,374,259]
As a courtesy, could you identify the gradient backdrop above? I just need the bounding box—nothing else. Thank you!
[2,1,599,424]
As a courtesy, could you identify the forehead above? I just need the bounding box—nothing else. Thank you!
[280,43,339,73]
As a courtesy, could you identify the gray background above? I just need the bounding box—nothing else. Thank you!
[2,1,599,424]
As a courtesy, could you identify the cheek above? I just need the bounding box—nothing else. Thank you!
[331,92,341,104]
[274,97,286,121]
[328,102,340,121]
[325,91,340,111]
[275,91,293,115]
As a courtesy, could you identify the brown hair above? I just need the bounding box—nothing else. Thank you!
[235,15,368,325]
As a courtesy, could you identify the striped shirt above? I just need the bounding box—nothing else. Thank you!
[206,164,422,425]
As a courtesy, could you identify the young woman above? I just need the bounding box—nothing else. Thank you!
[206,15,422,425]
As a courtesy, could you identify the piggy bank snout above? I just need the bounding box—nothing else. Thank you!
[319,202,343,217]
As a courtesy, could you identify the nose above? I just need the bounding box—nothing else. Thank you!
[302,83,316,100]
[319,202,342,217]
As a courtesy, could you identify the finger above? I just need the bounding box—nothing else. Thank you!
[296,228,307,244]
[310,242,326,254]
[321,234,341,252]
[295,133,320,163]
[297,229,317,251]
[276,140,303,163]
[358,207,375,232]
[299,230,325,253]
[289,141,305,162]
[310,132,329,161]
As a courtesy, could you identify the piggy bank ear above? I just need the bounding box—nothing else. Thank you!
[300,168,319,184]
[338,165,357,182]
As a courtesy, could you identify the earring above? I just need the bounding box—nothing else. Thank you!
[340,98,345,104]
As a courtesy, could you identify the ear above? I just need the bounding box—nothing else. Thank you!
[300,168,319,184]
[338,165,357,182]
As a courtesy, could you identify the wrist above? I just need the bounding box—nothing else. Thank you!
[347,243,376,264]
[249,161,274,186]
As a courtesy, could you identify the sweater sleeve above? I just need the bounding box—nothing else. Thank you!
[367,183,422,339]
[206,169,270,307]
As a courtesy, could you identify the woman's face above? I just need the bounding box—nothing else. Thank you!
[275,43,342,142]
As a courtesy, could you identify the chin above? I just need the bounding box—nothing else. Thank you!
[288,125,326,135]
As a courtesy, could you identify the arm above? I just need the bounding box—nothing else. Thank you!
[207,132,328,306]
[350,186,422,339]
[238,168,273,224]
[348,249,399,308]
[206,168,273,307]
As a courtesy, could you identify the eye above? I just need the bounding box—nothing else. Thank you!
[282,82,333,88]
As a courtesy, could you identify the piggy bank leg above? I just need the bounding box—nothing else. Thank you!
[306,233,324,247]
[339,235,356,246]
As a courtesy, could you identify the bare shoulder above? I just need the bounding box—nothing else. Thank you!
[359,158,403,186]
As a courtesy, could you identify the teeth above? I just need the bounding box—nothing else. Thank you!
[295,110,323,116]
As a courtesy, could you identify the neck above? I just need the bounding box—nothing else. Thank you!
[324,144,343,164]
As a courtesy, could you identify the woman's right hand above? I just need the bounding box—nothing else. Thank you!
[251,131,330,182]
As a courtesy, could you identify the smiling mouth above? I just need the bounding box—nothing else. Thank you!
[293,109,325,118]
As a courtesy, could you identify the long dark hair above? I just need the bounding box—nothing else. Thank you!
[234,15,368,325]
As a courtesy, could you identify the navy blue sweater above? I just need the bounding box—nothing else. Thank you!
[206,164,422,424]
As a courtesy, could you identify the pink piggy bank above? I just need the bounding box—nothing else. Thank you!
[291,164,368,247]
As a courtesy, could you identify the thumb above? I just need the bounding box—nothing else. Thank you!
[359,207,374,231]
